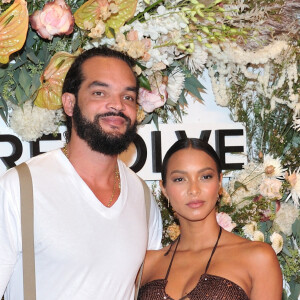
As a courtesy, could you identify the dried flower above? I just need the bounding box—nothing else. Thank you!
[167,223,180,241]
[263,155,285,178]
[242,221,257,239]
[166,67,185,103]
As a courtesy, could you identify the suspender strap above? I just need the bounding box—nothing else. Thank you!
[134,178,151,300]
[15,162,36,300]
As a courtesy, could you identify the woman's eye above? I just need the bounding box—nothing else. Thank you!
[173,177,184,182]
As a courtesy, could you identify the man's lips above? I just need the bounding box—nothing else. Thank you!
[186,200,205,209]
[100,116,127,126]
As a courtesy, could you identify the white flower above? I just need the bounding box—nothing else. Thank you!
[253,230,264,242]
[166,67,185,103]
[263,154,285,178]
[270,232,283,254]
[285,168,300,207]
[9,102,64,142]
[184,44,208,74]
[242,221,258,239]
[293,117,300,132]
[273,203,299,236]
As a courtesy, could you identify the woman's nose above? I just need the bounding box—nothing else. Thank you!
[188,180,200,196]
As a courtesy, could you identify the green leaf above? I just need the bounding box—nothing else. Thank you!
[19,69,31,97]
[234,181,248,191]
[292,218,300,243]
[15,86,27,104]
[176,103,183,121]
[27,51,40,64]
[166,98,177,106]
[184,75,205,100]
[30,74,41,95]
[0,95,8,123]
[281,290,288,300]
[141,113,152,124]
[178,91,187,106]
[0,69,6,78]
[185,74,205,90]
[138,74,151,90]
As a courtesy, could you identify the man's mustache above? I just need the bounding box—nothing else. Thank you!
[95,112,131,124]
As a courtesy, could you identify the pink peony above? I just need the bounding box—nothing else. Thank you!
[259,178,282,200]
[216,212,236,232]
[30,0,74,40]
[138,84,168,113]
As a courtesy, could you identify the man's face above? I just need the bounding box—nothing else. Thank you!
[71,56,138,155]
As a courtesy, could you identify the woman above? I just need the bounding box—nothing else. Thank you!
[138,138,282,300]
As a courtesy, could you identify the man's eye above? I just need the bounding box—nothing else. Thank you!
[93,91,104,96]
[123,94,136,102]
[202,174,213,180]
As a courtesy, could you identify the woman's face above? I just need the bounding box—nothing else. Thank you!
[161,147,222,222]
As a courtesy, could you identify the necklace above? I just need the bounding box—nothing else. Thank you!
[62,144,120,207]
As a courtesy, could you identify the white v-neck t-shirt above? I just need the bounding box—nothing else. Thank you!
[0,149,162,299]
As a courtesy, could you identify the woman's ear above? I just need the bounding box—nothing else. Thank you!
[159,180,168,199]
[62,93,75,117]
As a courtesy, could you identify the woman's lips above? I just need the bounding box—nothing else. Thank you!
[186,200,205,208]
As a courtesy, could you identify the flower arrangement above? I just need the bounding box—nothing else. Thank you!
[0,0,299,298]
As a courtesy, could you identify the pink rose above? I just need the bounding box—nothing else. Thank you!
[216,212,236,232]
[30,0,74,40]
[138,84,168,113]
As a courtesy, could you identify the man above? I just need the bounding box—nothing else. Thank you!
[0,47,162,299]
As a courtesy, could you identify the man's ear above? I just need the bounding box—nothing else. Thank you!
[62,93,76,117]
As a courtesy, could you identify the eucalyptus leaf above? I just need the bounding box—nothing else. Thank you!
[282,245,292,257]
[0,95,8,123]
[27,51,40,65]
[31,74,41,95]
[166,98,177,106]
[19,69,32,97]
[15,86,27,104]
[0,69,6,78]
[292,219,300,243]
[141,113,153,125]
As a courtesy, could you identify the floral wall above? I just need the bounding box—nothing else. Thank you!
[0,0,299,298]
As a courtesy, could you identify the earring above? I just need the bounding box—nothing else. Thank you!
[167,197,170,207]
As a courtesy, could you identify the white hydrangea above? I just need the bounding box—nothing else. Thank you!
[273,203,299,236]
[9,101,65,142]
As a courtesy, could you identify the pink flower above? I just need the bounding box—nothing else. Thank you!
[30,0,74,40]
[138,84,168,113]
[216,212,236,232]
[259,178,282,200]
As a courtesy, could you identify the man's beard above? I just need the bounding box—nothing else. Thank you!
[72,101,137,156]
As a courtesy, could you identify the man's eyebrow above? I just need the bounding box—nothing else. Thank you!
[88,81,137,93]
[88,81,109,89]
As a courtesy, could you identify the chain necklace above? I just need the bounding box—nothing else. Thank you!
[62,144,120,207]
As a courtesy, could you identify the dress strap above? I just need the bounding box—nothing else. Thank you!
[204,226,222,273]
[164,235,181,280]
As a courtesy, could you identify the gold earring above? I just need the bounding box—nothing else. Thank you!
[167,197,170,207]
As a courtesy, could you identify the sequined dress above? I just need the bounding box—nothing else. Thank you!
[138,227,249,300]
